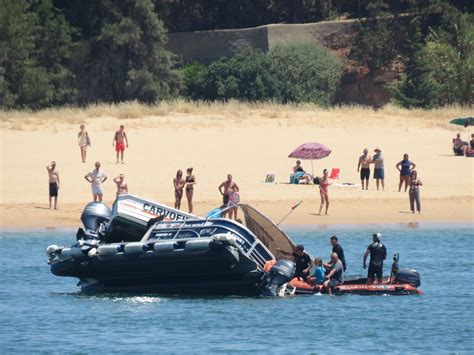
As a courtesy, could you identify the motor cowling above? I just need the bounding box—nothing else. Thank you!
[261,259,296,297]
[395,269,421,287]
[81,202,111,232]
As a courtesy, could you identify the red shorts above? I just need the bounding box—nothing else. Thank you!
[115,143,125,152]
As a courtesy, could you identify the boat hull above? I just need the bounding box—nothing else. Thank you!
[51,246,266,295]
[288,277,423,296]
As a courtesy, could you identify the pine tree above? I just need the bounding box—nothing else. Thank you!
[390,17,439,108]
[0,0,74,109]
[70,0,180,104]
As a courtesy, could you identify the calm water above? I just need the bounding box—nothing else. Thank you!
[0,225,473,353]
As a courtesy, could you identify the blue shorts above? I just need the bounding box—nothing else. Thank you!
[360,168,370,180]
[374,168,384,179]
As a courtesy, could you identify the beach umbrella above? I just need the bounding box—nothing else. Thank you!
[450,117,474,127]
[288,142,332,175]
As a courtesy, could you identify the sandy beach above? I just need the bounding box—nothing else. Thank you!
[1,102,473,229]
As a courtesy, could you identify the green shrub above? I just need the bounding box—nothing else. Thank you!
[268,42,343,106]
[181,43,343,105]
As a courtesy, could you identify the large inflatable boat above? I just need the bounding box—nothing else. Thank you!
[47,195,297,296]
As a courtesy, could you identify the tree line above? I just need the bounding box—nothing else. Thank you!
[0,0,472,109]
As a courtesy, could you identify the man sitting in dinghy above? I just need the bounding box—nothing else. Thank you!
[323,253,344,295]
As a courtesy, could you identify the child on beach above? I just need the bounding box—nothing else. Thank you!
[113,174,128,196]
[311,258,325,285]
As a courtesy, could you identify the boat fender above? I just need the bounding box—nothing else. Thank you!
[124,242,146,254]
[184,239,211,251]
[88,248,98,257]
[153,242,177,252]
[60,247,84,257]
[46,245,61,256]
[98,244,122,255]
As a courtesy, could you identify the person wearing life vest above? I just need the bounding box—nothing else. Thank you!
[363,233,387,284]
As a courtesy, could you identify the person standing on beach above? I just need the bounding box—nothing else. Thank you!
[84,161,107,202]
[396,154,416,192]
[372,148,385,191]
[184,168,196,213]
[408,170,422,214]
[357,148,371,190]
[218,174,240,220]
[112,125,128,164]
[113,174,128,196]
[77,124,90,163]
[330,236,346,272]
[363,233,387,284]
[318,169,330,215]
[46,161,60,209]
[173,170,185,210]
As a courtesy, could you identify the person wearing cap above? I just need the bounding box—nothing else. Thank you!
[357,148,372,190]
[372,148,385,190]
[46,161,60,209]
[277,244,312,280]
[363,233,387,284]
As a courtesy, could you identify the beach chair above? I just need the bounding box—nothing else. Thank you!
[265,174,275,183]
[329,168,340,180]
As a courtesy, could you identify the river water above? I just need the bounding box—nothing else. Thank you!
[0,224,472,353]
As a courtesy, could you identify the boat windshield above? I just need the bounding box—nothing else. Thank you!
[239,204,295,259]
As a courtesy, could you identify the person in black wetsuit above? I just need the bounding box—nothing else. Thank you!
[363,233,387,284]
[277,244,312,280]
[330,236,346,272]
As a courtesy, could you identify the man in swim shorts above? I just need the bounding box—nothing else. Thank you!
[46,161,60,209]
[84,161,107,202]
[112,125,129,164]
[357,148,372,190]
[218,174,240,219]
[372,147,385,190]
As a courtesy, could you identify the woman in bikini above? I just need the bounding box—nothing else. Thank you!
[318,169,330,215]
[77,124,90,163]
[173,170,185,210]
[408,170,422,214]
[185,168,196,213]
[113,174,128,196]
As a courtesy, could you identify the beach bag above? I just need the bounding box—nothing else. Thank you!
[313,177,320,185]
[86,132,91,146]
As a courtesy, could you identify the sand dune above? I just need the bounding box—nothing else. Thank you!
[1,102,473,228]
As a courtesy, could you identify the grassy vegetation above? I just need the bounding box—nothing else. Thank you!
[0,100,469,131]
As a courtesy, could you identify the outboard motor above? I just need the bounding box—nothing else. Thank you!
[261,259,296,297]
[81,202,111,232]
[395,269,421,287]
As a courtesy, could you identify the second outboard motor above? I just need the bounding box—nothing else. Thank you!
[261,259,296,297]
[81,202,111,232]
[395,269,421,287]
